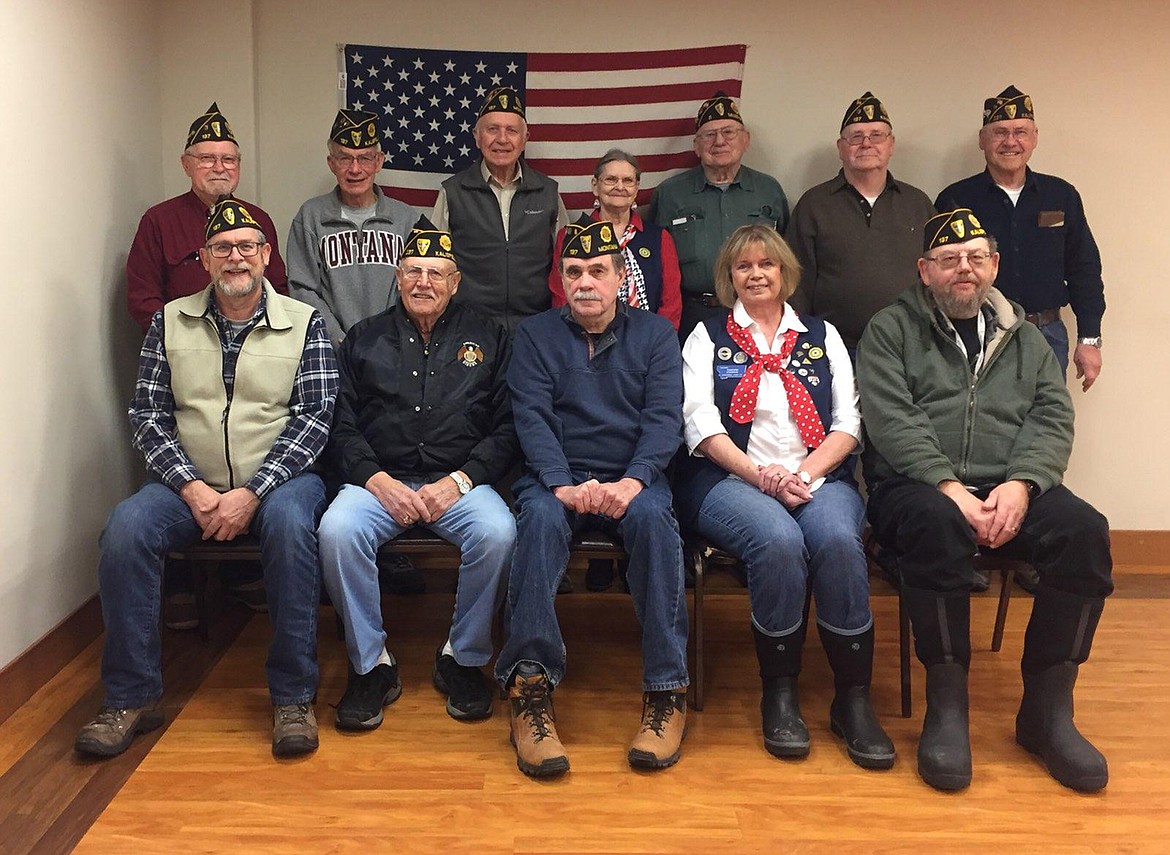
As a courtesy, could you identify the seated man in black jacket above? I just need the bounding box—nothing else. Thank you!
[318,218,519,729]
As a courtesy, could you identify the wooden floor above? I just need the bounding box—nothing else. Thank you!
[4,568,1170,854]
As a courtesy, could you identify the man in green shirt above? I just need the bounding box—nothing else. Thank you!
[647,92,789,338]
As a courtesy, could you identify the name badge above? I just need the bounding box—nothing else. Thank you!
[716,364,747,380]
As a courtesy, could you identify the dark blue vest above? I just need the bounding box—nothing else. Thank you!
[676,310,852,525]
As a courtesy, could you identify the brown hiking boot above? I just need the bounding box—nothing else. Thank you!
[75,705,164,757]
[272,703,319,757]
[508,669,569,778]
[628,690,687,770]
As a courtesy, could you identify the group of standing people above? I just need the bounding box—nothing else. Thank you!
[76,82,1112,795]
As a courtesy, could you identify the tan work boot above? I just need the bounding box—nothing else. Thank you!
[508,667,569,778]
[628,690,687,770]
[272,702,319,757]
[74,705,164,757]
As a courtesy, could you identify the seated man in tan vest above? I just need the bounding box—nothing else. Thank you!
[75,199,338,760]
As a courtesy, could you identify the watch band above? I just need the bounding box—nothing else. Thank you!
[1078,336,1103,347]
[449,471,472,495]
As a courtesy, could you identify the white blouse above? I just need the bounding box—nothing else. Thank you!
[682,301,861,473]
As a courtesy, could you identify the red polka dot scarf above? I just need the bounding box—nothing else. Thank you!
[724,314,826,448]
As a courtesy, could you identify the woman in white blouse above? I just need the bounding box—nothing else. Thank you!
[676,223,893,769]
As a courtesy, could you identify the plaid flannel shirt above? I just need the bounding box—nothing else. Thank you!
[129,289,338,500]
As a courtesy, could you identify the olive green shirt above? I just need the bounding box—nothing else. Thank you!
[646,164,789,296]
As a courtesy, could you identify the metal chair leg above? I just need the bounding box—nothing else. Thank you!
[898,586,912,718]
[992,564,1016,652]
[692,547,705,712]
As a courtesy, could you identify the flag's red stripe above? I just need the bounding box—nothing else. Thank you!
[527,151,697,176]
[527,79,741,108]
[529,117,695,142]
[382,185,440,209]
[528,45,746,73]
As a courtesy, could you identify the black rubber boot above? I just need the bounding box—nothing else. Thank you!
[901,587,972,791]
[753,625,809,758]
[918,662,972,791]
[819,625,896,770]
[1017,587,1108,791]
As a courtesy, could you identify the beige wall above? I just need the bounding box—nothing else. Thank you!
[0,0,160,667]
[3,0,1166,669]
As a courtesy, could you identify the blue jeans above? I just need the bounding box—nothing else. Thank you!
[1037,316,1070,374]
[693,477,872,635]
[318,482,515,672]
[98,475,326,708]
[495,475,689,692]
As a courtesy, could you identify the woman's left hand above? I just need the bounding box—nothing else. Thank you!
[756,463,793,498]
[775,478,813,510]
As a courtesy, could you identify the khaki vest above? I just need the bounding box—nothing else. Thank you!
[163,281,314,490]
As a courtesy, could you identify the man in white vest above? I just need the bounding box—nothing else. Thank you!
[76,199,339,760]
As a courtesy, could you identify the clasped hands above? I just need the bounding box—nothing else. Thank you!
[553,477,643,519]
[940,479,1030,549]
[756,464,813,509]
[180,480,260,541]
[366,471,464,527]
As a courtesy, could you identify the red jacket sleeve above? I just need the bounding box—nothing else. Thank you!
[657,228,682,331]
[548,227,567,307]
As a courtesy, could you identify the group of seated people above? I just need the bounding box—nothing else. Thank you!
[75,88,1112,797]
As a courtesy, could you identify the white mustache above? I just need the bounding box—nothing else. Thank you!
[571,291,602,303]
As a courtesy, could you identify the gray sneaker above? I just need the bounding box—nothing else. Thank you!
[75,706,164,757]
[272,703,319,757]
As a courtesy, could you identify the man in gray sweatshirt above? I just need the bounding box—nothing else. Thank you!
[288,109,417,346]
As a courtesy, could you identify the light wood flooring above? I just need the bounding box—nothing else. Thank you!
[3,568,1170,854]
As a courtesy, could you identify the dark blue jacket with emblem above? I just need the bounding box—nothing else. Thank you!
[327,301,519,489]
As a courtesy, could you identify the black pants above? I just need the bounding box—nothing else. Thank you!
[867,477,1113,600]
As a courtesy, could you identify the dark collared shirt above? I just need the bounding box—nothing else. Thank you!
[787,169,935,349]
[936,167,1104,337]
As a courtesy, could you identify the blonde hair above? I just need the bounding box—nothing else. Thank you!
[713,224,802,308]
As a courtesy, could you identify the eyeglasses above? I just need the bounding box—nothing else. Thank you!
[925,251,993,270]
[206,240,264,258]
[599,176,638,189]
[400,265,452,284]
[696,127,742,144]
[842,130,891,146]
[330,152,381,168]
[988,127,1035,142]
[187,153,241,169]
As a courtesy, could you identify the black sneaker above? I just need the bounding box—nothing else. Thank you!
[433,648,494,721]
[335,663,402,731]
[383,554,426,595]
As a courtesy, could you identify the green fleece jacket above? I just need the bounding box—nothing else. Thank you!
[857,284,1073,493]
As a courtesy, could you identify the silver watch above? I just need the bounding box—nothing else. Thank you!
[797,470,812,485]
[450,471,472,495]
[1078,336,1102,347]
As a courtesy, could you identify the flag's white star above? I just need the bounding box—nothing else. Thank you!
[459,72,471,85]
[382,55,393,67]
[429,143,439,154]
[352,100,364,110]
[444,60,455,71]
[458,145,470,157]
[489,74,501,85]
[506,62,518,74]
[350,51,363,64]
[413,153,423,165]
[413,57,424,70]
[429,71,440,83]
[443,156,454,168]
[475,61,486,73]
[353,77,364,88]
[398,69,409,81]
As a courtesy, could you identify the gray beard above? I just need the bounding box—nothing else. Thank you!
[215,275,260,299]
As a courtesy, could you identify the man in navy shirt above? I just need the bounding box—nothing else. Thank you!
[937,85,1105,391]
[496,219,688,779]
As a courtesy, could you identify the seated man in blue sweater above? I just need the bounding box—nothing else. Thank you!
[496,217,689,778]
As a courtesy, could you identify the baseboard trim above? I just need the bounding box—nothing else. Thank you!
[0,595,103,726]
[1111,530,1170,566]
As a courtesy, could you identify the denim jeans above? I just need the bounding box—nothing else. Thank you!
[495,474,689,692]
[693,477,872,635]
[318,482,515,672]
[98,475,326,708]
[1037,316,1070,374]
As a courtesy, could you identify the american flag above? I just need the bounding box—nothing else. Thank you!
[340,43,746,212]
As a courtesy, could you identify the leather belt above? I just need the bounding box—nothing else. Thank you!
[1024,308,1060,327]
[685,292,723,308]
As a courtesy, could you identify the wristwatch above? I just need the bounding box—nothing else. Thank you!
[449,471,472,495]
[1078,336,1102,347]
[797,470,812,485]
[1022,479,1041,499]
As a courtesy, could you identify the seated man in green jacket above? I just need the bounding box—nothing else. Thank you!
[857,209,1113,794]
